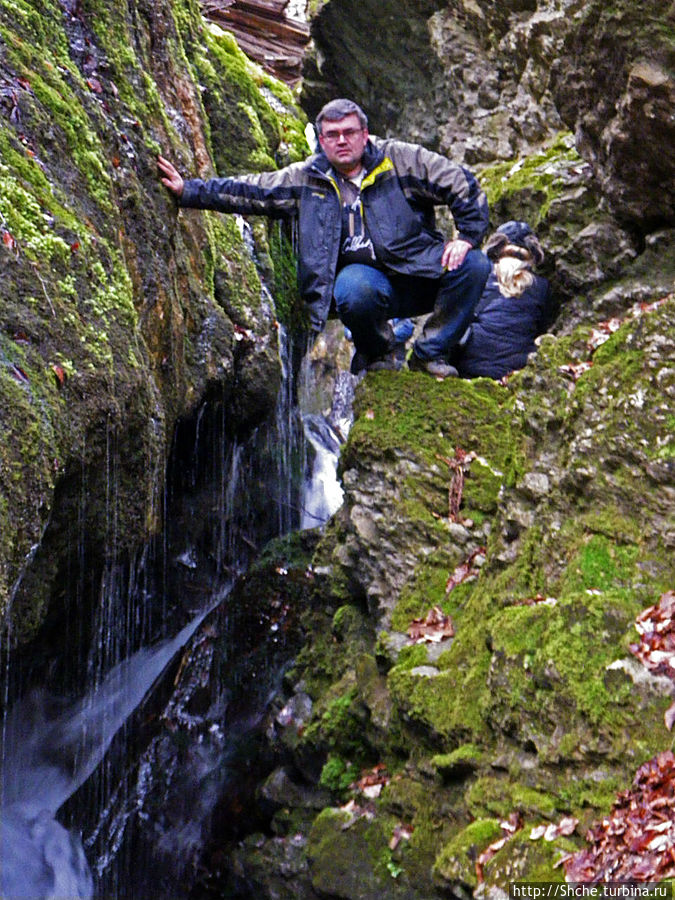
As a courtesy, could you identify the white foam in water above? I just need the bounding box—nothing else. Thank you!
[301,413,344,529]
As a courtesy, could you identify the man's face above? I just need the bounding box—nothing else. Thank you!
[318,113,369,176]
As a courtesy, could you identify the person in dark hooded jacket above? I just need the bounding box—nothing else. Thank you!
[454,221,556,380]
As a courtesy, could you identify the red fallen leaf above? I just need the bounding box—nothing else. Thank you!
[445,546,486,594]
[86,77,103,93]
[559,360,593,381]
[503,811,524,832]
[408,606,454,644]
[112,155,121,168]
[476,812,525,876]
[477,835,507,866]
[70,241,80,252]
[9,364,29,383]
[233,323,254,342]
[436,449,477,522]
[338,798,376,830]
[563,748,675,881]
[557,816,579,836]
[513,593,558,607]
[639,297,669,313]
[2,230,16,250]
[51,364,66,386]
[354,764,390,798]
[389,822,414,851]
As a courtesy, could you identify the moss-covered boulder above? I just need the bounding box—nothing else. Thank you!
[225,288,674,892]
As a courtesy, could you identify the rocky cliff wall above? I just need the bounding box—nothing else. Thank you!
[303,0,675,270]
[0,0,307,644]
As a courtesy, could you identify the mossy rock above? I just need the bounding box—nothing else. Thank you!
[307,806,434,900]
[433,818,502,889]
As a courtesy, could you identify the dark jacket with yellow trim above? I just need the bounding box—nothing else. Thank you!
[179,137,490,331]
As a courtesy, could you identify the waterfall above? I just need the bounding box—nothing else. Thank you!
[0,319,307,898]
[300,413,343,529]
[299,355,354,530]
[0,612,211,900]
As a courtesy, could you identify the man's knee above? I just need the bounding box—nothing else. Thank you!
[463,248,491,284]
[439,249,490,300]
[334,265,390,318]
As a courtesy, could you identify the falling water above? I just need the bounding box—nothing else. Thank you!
[0,316,307,898]
[0,611,212,900]
[300,413,344,529]
[297,344,354,530]
[0,200,355,897]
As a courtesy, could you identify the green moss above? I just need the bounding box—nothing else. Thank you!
[432,744,485,777]
[347,374,513,475]
[433,818,502,887]
[0,0,70,62]
[308,807,401,895]
[388,654,491,744]
[391,547,463,631]
[555,773,623,816]
[390,643,431,671]
[467,777,559,819]
[0,48,113,211]
[267,223,304,329]
[193,25,278,172]
[557,533,639,597]
[479,133,582,225]
[318,754,361,793]
[487,827,577,883]
[304,686,361,746]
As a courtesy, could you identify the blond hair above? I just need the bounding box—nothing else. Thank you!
[484,231,544,298]
[494,252,535,297]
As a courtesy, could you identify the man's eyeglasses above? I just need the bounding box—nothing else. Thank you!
[321,127,364,143]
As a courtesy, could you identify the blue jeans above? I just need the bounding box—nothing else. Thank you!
[333,252,490,361]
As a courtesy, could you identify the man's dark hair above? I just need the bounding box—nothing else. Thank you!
[316,99,368,135]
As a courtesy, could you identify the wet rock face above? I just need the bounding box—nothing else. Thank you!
[0,0,306,642]
[550,2,675,229]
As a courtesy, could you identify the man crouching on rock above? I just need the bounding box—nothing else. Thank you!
[158,98,490,378]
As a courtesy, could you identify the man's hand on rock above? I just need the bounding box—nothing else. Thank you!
[442,238,472,271]
[157,155,184,197]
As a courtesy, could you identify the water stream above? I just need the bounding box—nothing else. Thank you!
[0,610,212,900]
[0,321,348,899]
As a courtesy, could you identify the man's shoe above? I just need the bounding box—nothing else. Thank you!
[367,344,406,372]
[408,354,458,378]
[352,343,406,374]
[350,350,370,375]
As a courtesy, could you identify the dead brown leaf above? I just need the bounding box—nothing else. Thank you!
[408,606,454,644]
